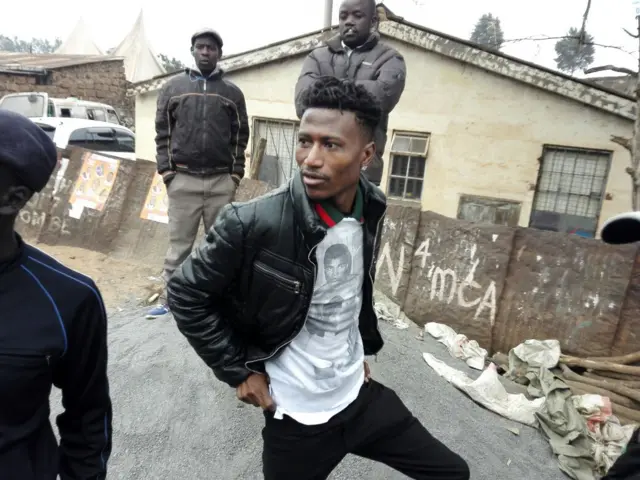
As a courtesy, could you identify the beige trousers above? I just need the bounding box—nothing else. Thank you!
[163,172,236,283]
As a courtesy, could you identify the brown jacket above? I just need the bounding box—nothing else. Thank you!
[294,32,407,182]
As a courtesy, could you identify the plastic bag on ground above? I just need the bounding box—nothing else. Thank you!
[422,352,545,426]
[424,322,487,370]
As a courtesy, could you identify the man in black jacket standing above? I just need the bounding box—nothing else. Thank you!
[168,78,468,479]
[294,0,406,186]
[148,28,250,318]
[0,110,112,479]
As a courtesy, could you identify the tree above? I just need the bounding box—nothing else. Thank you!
[554,27,595,74]
[0,35,61,54]
[470,13,505,51]
[158,53,185,73]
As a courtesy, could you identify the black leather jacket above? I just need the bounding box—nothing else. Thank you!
[167,173,387,387]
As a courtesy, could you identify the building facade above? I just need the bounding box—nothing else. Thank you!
[0,53,132,126]
[131,10,634,238]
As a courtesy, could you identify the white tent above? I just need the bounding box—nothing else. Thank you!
[55,17,104,55]
[112,10,166,83]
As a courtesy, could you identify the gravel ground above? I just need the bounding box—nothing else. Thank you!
[50,301,567,480]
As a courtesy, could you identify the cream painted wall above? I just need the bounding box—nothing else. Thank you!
[134,38,633,233]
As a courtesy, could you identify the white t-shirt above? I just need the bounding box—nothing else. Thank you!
[265,217,365,425]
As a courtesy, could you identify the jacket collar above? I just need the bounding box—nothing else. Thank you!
[186,65,224,80]
[326,32,380,53]
[0,232,26,275]
[290,171,386,247]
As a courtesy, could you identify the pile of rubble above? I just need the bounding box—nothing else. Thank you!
[420,323,638,480]
[493,350,640,426]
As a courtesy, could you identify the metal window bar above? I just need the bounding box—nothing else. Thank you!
[388,155,425,199]
[253,119,300,185]
[533,147,610,218]
[388,134,428,200]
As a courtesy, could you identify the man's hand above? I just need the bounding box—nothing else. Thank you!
[364,361,371,382]
[236,373,276,411]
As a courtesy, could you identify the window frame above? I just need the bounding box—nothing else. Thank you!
[529,144,613,237]
[251,116,300,186]
[386,130,430,202]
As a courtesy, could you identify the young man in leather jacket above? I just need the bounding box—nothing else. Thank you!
[599,212,640,480]
[294,0,406,186]
[148,27,249,318]
[168,77,468,479]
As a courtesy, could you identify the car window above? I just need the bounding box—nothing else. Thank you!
[35,123,56,141]
[87,108,107,122]
[115,129,135,153]
[67,128,93,148]
[106,109,120,125]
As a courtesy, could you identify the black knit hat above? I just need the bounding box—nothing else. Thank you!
[0,110,58,192]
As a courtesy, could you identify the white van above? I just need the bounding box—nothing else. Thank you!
[32,117,136,193]
[0,92,123,125]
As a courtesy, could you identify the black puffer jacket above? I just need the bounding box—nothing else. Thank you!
[294,33,406,184]
[155,67,249,177]
[167,173,387,387]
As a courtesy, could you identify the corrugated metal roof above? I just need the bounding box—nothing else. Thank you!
[0,52,123,71]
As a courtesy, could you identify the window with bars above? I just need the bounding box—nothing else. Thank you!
[387,132,430,200]
[252,118,299,186]
[529,146,611,238]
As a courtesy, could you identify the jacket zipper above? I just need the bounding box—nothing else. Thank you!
[368,205,387,344]
[0,351,51,365]
[202,78,208,165]
[253,262,301,294]
[245,244,317,373]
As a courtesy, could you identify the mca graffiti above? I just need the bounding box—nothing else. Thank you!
[376,238,497,325]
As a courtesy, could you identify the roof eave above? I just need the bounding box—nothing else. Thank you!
[128,15,635,121]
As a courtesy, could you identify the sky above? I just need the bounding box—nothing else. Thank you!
[1,0,639,78]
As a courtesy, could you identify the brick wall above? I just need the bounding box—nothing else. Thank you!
[0,59,133,127]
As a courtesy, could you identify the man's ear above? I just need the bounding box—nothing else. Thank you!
[361,142,376,169]
[0,186,32,216]
[370,13,379,32]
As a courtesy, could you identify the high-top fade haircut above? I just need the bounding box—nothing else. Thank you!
[299,76,382,141]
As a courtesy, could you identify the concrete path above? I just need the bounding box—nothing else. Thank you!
[51,304,567,479]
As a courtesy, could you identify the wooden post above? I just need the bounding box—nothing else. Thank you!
[249,137,267,180]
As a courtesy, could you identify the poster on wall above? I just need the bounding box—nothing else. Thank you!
[139,173,169,224]
[68,152,120,219]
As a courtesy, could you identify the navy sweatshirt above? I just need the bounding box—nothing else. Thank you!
[0,235,112,480]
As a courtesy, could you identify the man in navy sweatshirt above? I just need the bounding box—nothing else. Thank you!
[0,110,112,479]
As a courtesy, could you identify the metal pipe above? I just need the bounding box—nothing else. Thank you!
[324,0,333,28]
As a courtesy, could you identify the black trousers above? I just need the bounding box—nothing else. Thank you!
[262,380,470,480]
[602,428,640,479]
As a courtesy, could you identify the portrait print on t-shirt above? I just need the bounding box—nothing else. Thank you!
[302,223,365,386]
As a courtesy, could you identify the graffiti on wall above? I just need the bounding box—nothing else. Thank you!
[377,237,498,325]
[140,173,169,224]
[68,152,120,219]
[17,178,73,236]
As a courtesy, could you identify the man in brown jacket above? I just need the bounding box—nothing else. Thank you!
[294,0,406,185]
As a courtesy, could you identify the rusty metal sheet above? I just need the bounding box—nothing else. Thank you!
[612,249,640,355]
[494,228,636,357]
[400,211,514,351]
[375,204,421,306]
